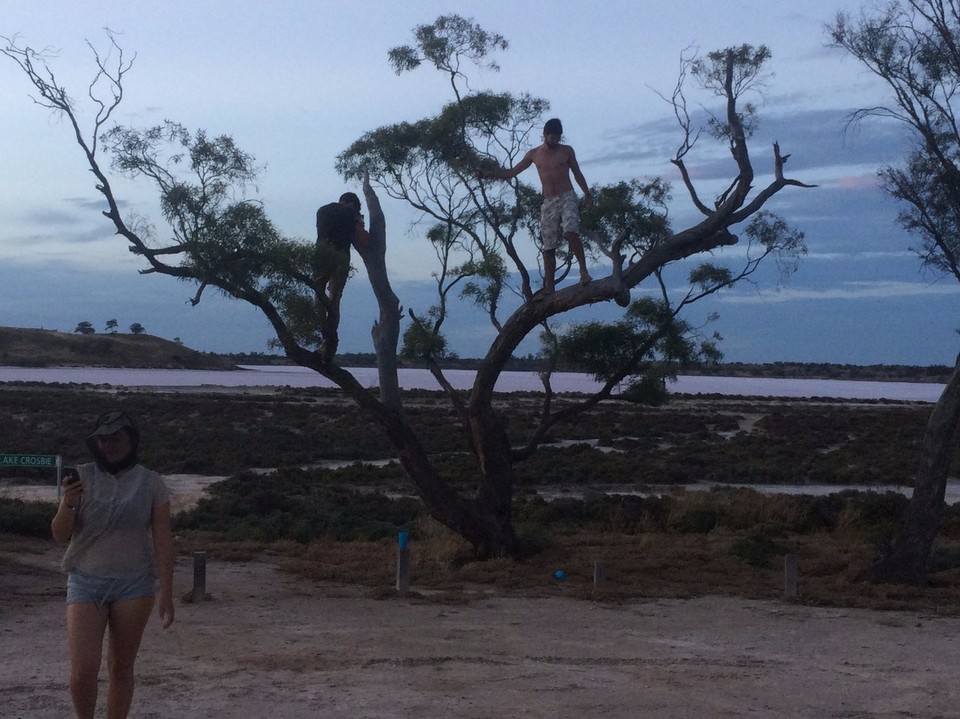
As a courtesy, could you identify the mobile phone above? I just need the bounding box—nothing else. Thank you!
[63,466,80,486]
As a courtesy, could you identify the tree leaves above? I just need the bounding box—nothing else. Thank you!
[554,297,703,394]
[388,15,508,78]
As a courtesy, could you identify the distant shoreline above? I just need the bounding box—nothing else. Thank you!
[1,325,953,383]
[0,365,946,402]
[218,354,956,384]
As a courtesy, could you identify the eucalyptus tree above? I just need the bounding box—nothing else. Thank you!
[3,21,808,557]
[831,0,960,583]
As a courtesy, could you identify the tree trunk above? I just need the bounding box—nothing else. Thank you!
[870,352,960,584]
[320,368,521,558]
[360,175,403,413]
[470,407,522,557]
[388,412,521,558]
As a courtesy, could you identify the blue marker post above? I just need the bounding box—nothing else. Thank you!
[396,530,410,595]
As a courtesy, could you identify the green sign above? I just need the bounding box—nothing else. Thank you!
[0,454,59,468]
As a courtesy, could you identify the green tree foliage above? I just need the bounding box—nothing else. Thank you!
[831,4,960,283]
[129,322,146,335]
[556,297,708,401]
[387,15,509,78]
[341,19,806,399]
[73,321,95,335]
[100,121,328,349]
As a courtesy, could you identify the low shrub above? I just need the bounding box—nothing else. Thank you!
[173,468,423,543]
[732,531,791,568]
[0,497,54,537]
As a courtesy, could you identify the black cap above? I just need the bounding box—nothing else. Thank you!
[88,410,137,439]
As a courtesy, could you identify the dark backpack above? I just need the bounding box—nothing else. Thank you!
[316,203,356,251]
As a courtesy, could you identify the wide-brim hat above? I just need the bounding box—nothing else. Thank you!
[88,410,138,439]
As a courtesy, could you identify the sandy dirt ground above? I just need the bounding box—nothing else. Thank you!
[1,533,959,719]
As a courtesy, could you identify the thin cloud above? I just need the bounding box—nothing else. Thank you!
[66,196,115,212]
[804,250,915,260]
[21,197,117,224]
[22,208,79,225]
[720,280,960,304]
[833,174,880,190]
[590,107,911,182]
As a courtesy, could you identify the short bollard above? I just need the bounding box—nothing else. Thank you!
[192,550,207,602]
[593,561,606,587]
[396,530,410,595]
[784,553,798,600]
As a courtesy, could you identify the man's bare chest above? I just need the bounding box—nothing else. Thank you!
[535,150,571,177]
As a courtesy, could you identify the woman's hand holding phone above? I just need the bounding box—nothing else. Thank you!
[61,467,83,510]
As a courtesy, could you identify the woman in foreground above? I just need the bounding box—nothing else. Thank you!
[51,410,174,719]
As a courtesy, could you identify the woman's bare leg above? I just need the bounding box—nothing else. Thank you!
[67,602,109,719]
[105,596,154,719]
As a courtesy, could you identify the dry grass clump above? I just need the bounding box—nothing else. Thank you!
[166,488,960,613]
[264,523,960,613]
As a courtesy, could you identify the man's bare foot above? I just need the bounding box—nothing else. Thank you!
[532,286,554,299]
[579,273,593,285]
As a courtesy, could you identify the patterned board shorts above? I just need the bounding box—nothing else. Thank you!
[66,569,156,605]
[540,190,581,250]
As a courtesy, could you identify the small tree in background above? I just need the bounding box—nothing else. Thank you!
[105,319,119,334]
[73,321,95,335]
[129,322,146,335]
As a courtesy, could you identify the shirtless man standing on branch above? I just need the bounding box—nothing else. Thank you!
[482,117,593,294]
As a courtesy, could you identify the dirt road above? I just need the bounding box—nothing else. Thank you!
[2,538,958,719]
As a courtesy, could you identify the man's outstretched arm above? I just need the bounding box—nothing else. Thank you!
[481,150,535,180]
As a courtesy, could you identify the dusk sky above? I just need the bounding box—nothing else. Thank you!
[2,1,958,366]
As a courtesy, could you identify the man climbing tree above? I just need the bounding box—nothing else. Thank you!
[314,191,369,358]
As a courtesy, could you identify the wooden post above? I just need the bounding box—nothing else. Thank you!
[593,560,606,587]
[192,550,207,602]
[784,553,798,600]
[396,531,410,595]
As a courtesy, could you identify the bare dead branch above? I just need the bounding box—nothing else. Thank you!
[669,158,713,216]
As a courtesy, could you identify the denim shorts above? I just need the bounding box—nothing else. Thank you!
[66,569,156,605]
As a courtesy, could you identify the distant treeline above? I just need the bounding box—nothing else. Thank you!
[4,325,950,381]
[684,361,953,383]
[219,352,954,383]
